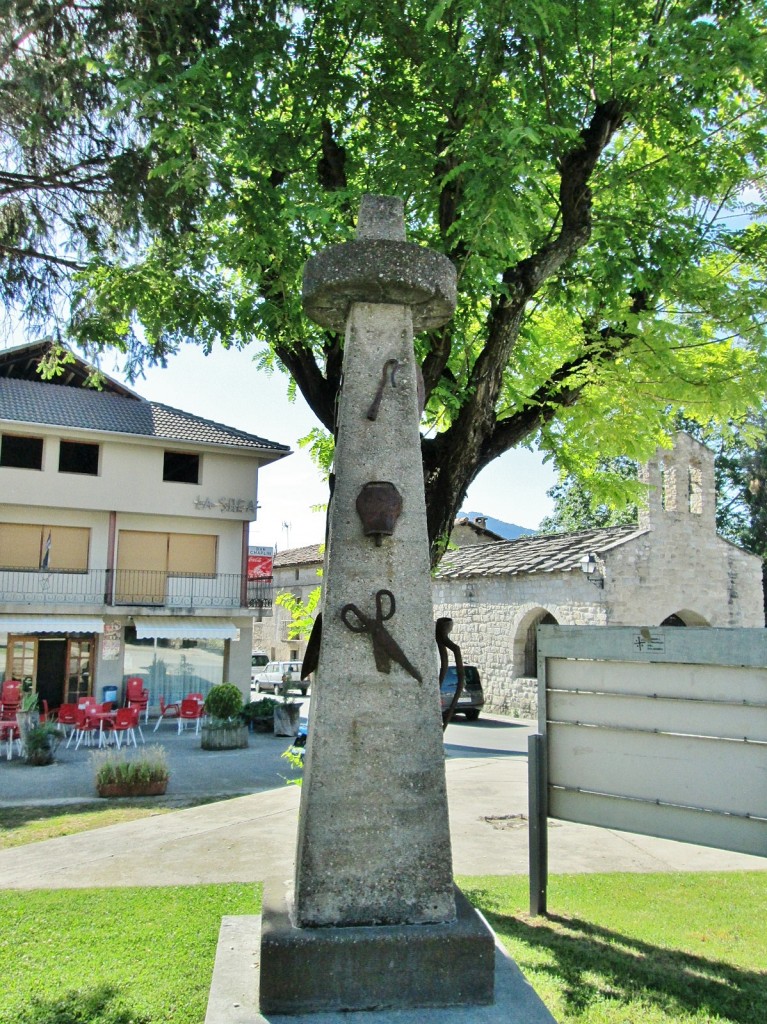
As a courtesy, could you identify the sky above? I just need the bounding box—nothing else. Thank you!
[94,343,557,551]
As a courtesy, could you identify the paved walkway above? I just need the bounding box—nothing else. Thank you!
[1,717,764,889]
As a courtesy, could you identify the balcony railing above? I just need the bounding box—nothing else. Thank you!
[0,568,273,610]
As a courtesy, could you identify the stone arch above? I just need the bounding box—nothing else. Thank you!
[660,609,710,627]
[512,607,559,679]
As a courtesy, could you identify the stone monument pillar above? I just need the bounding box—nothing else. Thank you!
[258,195,495,1014]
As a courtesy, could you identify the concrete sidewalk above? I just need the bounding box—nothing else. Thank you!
[1,749,764,889]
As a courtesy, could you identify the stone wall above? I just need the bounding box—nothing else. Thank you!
[252,555,323,662]
[433,572,609,719]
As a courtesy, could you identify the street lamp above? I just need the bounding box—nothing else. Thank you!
[579,552,604,588]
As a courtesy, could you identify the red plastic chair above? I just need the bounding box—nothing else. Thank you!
[56,703,79,739]
[125,677,149,724]
[108,707,143,749]
[0,719,21,760]
[152,696,180,732]
[177,696,205,735]
[0,680,21,715]
[68,708,100,750]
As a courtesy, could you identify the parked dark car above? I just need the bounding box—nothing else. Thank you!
[440,665,484,722]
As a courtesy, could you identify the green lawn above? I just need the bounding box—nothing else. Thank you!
[0,883,260,1024]
[0,798,226,850]
[1,873,764,1023]
[460,873,767,1024]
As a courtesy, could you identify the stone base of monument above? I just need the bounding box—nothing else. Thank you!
[204,892,557,1024]
[260,882,494,1013]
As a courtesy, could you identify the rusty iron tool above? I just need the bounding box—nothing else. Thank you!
[356,480,403,545]
[436,616,466,731]
[341,589,422,682]
[366,359,400,421]
[301,612,323,680]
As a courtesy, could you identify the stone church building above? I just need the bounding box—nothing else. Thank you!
[433,433,764,716]
[256,433,763,717]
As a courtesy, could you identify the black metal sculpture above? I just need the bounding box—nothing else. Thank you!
[435,616,466,730]
[341,589,423,682]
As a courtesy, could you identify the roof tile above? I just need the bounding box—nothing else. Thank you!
[0,378,289,453]
[436,525,646,578]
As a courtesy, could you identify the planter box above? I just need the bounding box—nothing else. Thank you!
[274,705,301,737]
[97,780,168,798]
[15,710,38,747]
[201,723,249,750]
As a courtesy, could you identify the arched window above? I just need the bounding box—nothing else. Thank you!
[660,613,687,627]
[659,610,710,627]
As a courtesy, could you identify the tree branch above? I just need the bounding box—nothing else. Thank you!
[422,105,468,400]
[456,99,627,437]
[421,324,454,399]
[0,243,85,270]
[475,289,650,474]
[0,159,111,197]
[317,120,347,191]
[273,340,336,433]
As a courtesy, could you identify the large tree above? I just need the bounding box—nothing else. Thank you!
[0,0,221,345]
[538,456,639,533]
[4,1,767,562]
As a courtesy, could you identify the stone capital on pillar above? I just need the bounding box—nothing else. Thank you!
[356,194,406,240]
[302,195,456,334]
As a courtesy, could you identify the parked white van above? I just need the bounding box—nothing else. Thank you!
[251,660,306,696]
[250,652,269,688]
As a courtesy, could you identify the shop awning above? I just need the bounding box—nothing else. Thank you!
[134,617,240,641]
[0,616,105,634]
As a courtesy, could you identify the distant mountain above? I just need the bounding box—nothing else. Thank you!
[460,511,535,540]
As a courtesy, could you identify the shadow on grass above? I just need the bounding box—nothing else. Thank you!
[0,802,151,830]
[477,903,765,1023]
[6,984,150,1024]
[0,795,228,831]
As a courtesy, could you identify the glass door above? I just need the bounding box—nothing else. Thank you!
[66,639,93,703]
[9,636,37,691]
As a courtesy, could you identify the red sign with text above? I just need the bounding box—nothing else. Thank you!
[248,547,274,579]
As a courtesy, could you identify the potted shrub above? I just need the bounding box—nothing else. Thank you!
[14,687,40,751]
[92,745,169,797]
[242,697,279,733]
[24,722,65,766]
[201,683,248,750]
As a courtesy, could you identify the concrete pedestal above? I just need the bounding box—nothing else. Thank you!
[259,882,494,1014]
[206,912,557,1024]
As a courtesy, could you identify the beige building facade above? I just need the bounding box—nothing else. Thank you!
[0,341,289,712]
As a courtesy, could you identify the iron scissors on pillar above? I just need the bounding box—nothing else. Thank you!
[340,589,422,682]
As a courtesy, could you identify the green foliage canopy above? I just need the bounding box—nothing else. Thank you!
[538,456,640,533]
[4,1,767,557]
[0,0,222,346]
